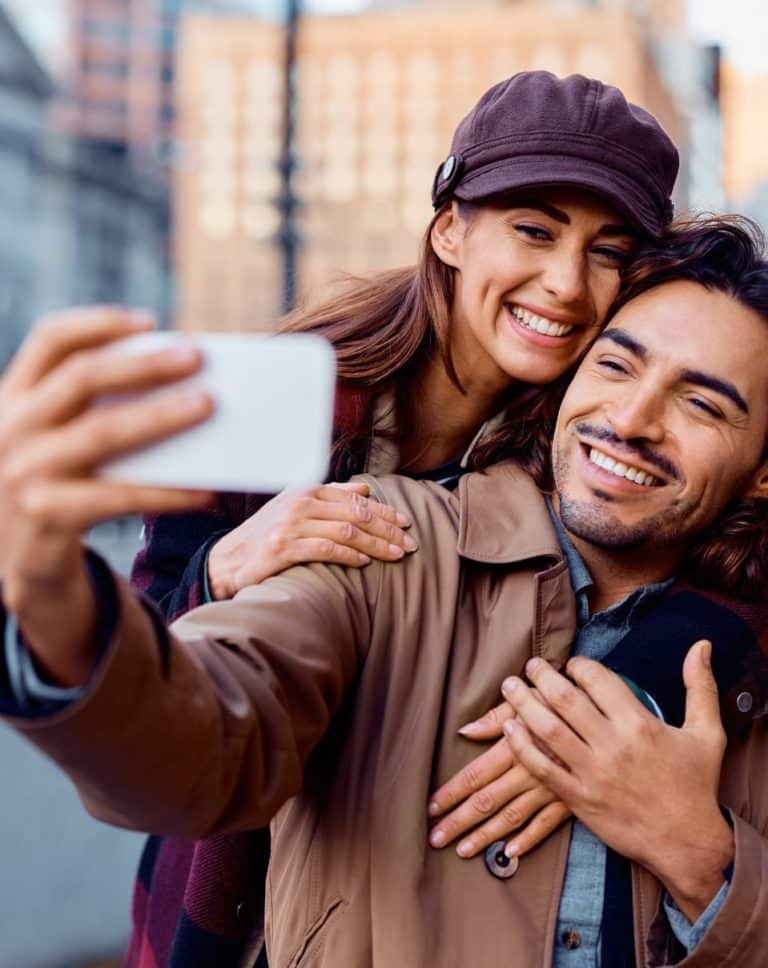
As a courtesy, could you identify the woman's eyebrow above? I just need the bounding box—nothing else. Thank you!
[504,200,633,237]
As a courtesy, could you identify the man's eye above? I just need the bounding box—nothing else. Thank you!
[597,359,628,374]
[515,224,551,242]
[689,397,721,418]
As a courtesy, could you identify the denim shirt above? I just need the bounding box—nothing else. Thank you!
[548,505,729,965]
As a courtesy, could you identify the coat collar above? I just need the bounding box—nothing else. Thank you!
[455,462,563,566]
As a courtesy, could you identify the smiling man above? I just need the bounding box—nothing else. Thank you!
[1,218,768,968]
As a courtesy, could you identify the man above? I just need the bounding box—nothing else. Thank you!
[1,218,768,967]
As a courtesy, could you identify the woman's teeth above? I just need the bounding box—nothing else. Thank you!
[588,447,659,487]
[510,305,575,337]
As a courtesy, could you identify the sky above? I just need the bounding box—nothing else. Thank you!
[5,1,768,76]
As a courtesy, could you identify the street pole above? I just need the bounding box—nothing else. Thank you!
[278,0,301,314]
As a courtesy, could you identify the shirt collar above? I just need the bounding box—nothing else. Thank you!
[545,497,673,627]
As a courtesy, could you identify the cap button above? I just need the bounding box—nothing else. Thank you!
[441,155,456,181]
[737,691,754,714]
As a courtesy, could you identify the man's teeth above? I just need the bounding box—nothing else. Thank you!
[588,447,659,487]
[510,305,575,337]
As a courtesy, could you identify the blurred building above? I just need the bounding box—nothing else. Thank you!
[0,5,55,362]
[55,0,183,172]
[56,1,279,174]
[721,62,768,228]
[175,1,686,332]
[0,3,172,370]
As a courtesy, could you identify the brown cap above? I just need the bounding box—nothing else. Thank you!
[431,71,679,237]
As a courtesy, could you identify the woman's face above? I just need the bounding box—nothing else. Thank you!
[431,187,638,390]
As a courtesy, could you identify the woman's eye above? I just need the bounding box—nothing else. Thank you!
[592,246,631,266]
[514,224,552,242]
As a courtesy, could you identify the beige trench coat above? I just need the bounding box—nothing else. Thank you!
[7,463,768,967]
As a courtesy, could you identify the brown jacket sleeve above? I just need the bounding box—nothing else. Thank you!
[647,809,768,966]
[5,557,381,838]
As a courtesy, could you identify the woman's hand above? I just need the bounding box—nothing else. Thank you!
[0,307,215,685]
[427,699,571,860]
[206,483,417,599]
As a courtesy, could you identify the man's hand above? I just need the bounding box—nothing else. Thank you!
[0,307,214,685]
[503,641,733,922]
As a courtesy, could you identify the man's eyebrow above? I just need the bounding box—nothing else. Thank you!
[594,328,647,360]
[505,199,634,236]
[596,329,749,414]
[680,368,749,414]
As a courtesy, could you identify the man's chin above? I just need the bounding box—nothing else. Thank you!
[558,496,657,550]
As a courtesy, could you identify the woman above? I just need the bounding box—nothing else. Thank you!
[128,71,679,968]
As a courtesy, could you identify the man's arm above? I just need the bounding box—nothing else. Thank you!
[3,554,376,837]
[0,308,376,836]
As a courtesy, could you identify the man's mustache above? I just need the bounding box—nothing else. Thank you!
[574,422,681,482]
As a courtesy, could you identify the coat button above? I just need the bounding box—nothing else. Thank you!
[236,901,248,920]
[737,691,754,713]
[561,929,582,950]
[484,840,518,879]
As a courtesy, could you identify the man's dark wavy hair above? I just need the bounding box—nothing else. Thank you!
[612,215,768,599]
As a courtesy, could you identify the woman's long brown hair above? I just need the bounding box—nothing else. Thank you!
[280,204,569,481]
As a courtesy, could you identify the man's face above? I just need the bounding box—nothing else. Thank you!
[552,280,768,555]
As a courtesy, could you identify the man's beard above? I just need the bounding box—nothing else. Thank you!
[556,491,691,550]
[552,432,694,552]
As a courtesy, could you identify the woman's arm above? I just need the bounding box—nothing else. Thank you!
[131,484,416,622]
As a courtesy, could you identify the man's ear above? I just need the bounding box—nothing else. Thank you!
[430,201,465,269]
[745,459,768,500]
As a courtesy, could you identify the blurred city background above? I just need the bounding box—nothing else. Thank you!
[0,1,766,966]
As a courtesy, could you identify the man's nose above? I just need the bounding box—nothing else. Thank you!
[605,388,665,444]
[541,249,588,305]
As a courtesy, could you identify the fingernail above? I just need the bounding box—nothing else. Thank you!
[502,677,519,695]
[458,721,481,737]
[503,719,517,739]
[168,345,200,364]
[505,842,519,858]
[129,310,155,328]
[429,829,446,848]
[396,512,411,527]
[388,544,405,558]
[357,553,371,565]
[403,535,418,552]
[526,658,542,673]
[427,800,440,817]
[701,641,712,667]
[457,839,474,857]
[181,389,211,412]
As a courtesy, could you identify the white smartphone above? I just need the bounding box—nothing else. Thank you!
[100,331,337,493]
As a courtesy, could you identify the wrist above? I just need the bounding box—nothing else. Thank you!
[9,560,99,688]
[653,811,734,923]
[206,538,235,601]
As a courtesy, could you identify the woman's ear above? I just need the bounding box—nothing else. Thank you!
[430,201,465,269]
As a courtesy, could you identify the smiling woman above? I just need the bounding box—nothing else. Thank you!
[127,70,679,968]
